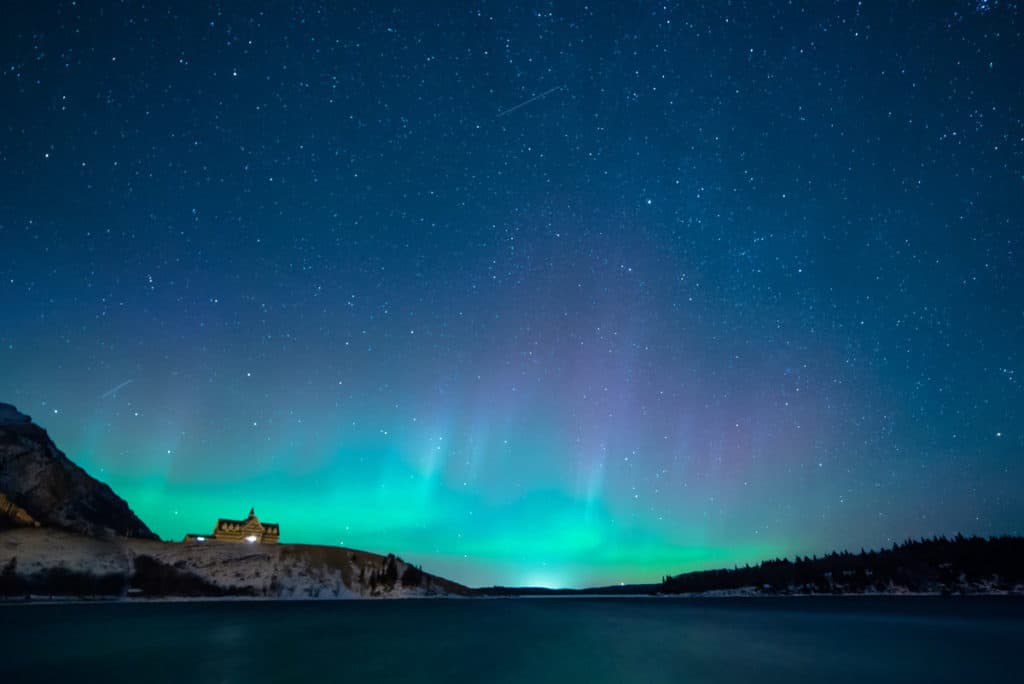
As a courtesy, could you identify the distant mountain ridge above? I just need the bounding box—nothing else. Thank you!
[0,403,156,540]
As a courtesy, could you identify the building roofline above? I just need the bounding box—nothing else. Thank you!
[215,517,279,528]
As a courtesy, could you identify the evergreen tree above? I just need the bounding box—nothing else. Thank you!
[1,556,19,597]
[383,554,399,587]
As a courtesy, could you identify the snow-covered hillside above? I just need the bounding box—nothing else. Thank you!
[0,528,469,600]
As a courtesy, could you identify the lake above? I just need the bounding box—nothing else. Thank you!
[1,597,1021,683]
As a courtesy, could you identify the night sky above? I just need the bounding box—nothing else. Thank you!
[1,1,1022,588]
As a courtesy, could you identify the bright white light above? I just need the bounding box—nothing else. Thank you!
[245,535,258,543]
[196,536,205,542]
[520,571,569,590]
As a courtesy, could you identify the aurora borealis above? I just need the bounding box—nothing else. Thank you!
[1,2,1022,588]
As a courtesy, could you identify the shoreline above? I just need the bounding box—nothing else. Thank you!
[4,590,1023,606]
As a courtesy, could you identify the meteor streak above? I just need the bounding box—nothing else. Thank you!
[497,85,565,118]
[100,379,134,398]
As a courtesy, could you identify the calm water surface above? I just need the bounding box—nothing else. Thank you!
[1,597,1021,683]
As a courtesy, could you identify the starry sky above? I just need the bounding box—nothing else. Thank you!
[1,1,1022,589]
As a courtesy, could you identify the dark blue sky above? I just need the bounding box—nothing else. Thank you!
[1,1,1021,587]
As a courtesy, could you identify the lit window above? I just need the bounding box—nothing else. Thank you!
[196,536,205,542]
[245,535,258,543]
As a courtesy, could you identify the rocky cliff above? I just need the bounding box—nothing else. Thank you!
[0,403,157,540]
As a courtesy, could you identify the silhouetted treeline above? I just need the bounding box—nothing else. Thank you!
[0,554,256,599]
[1,556,125,598]
[401,562,424,587]
[360,553,399,592]
[130,555,256,597]
[356,553,431,594]
[661,535,1024,595]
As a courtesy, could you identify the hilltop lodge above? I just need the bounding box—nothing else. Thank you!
[184,508,280,544]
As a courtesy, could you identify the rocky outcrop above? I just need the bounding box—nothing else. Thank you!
[0,492,38,528]
[0,403,157,540]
